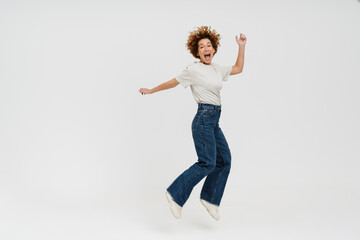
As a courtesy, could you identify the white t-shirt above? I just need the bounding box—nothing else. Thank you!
[175,61,232,106]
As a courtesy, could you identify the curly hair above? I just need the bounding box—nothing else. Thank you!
[186,26,222,59]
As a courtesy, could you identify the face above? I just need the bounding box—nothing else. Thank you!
[197,38,215,65]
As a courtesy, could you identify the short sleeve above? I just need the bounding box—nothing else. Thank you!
[175,64,192,88]
[221,65,232,81]
[213,63,232,81]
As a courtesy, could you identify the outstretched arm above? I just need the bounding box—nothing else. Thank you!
[139,78,179,95]
[230,33,247,75]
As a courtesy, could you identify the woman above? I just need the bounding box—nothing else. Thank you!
[139,26,246,220]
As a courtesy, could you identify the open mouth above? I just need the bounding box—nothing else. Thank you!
[204,53,211,60]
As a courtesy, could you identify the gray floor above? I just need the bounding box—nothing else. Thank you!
[1,184,359,240]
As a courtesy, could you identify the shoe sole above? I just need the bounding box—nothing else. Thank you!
[200,199,220,221]
[165,191,181,219]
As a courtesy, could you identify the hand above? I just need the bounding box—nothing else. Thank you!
[236,33,247,46]
[139,88,153,95]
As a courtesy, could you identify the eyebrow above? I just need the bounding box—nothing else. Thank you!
[199,42,211,46]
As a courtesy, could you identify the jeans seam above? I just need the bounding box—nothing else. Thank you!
[210,145,225,205]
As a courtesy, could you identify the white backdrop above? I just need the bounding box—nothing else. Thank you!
[1,0,359,239]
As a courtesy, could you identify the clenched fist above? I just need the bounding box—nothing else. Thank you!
[236,33,247,46]
[139,88,153,95]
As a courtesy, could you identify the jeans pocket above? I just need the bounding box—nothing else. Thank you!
[203,108,215,117]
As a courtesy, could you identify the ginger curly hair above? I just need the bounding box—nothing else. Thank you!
[186,26,222,59]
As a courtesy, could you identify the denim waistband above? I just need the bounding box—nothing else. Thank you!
[197,103,222,110]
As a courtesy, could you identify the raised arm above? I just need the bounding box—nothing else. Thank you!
[230,33,247,76]
[139,78,179,95]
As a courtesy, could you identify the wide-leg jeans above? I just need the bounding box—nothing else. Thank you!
[167,103,232,207]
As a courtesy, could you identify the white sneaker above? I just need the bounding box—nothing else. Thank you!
[200,198,220,220]
[165,190,182,219]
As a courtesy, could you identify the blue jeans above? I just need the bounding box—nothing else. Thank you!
[167,103,232,207]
